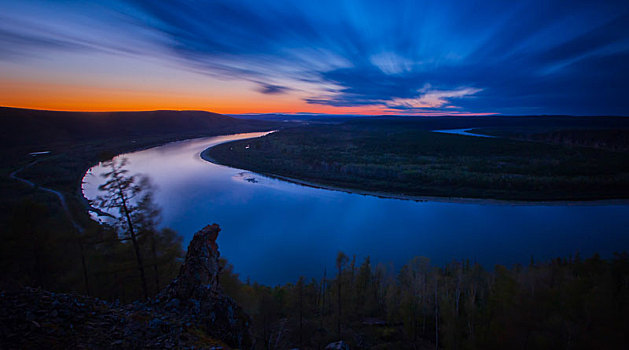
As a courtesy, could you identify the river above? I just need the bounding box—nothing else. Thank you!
[82,132,629,285]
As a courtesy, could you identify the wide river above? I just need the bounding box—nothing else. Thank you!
[83,132,629,285]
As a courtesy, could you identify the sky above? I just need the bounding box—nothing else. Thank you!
[1,0,628,115]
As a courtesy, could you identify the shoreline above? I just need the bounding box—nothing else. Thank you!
[80,130,277,221]
[201,139,629,206]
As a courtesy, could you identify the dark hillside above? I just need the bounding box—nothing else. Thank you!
[0,107,279,149]
[0,224,251,349]
[0,107,283,257]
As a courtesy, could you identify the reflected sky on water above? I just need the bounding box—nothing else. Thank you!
[83,133,629,285]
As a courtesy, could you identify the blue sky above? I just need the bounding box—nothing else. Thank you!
[1,0,628,115]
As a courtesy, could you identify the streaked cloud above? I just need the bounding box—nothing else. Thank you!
[257,83,291,95]
[388,87,483,110]
[1,0,628,115]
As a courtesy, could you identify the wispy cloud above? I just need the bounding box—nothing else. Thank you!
[388,86,482,110]
[257,83,291,95]
[1,0,628,114]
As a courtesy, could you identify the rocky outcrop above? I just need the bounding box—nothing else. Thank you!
[157,224,252,349]
[0,224,251,349]
[159,224,222,300]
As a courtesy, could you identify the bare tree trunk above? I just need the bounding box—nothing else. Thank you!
[320,268,327,334]
[467,284,476,338]
[455,269,462,316]
[350,255,356,288]
[322,268,326,314]
[423,274,427,335]
[337,266,342,339]
[299,280,304,348]
[118,183,148,300]
[274,319,286,350]
[435,277,439,350]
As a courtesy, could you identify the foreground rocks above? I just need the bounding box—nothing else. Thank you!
[0,224,250,349]
[157,224,252,348]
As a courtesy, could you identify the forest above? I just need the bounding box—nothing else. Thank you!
[0,108,280,302]
[2,109,629,348]
[3,0,629,346]
[3,196,629,349]
[0,162,184,302]
[207,119,629,201]
[2,153,628,348]
[220,251,629,349]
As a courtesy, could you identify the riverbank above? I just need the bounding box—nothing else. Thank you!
[203,122,629,202]
[1,107,286,303]
[81,127,629,287]
[205,150,629,206]
[1,107,284,232]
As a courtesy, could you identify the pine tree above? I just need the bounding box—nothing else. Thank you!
[95,158,154,300]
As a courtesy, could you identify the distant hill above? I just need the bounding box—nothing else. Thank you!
[1,107,280,149]
[229,113,367,123]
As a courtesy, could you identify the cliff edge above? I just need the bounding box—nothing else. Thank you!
[0,224,251,349]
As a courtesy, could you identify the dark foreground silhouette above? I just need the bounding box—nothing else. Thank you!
[0,224,250,349]
[2,223,629,349]
[220,251,629,349]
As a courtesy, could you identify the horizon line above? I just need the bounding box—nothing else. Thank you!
[3,105,629,118]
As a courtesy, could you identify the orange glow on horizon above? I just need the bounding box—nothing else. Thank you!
[0,78,496,116]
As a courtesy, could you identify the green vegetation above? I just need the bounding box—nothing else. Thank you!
[220,252,629,349]
[3,109,629,348]
[485,128,629,152]
[0,107,281,300]
[94,158,169,300]
[0,197,184,301]
[206,120,629,200]
[1,155,185,301]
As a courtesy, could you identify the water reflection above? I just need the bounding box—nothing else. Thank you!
[433,128,496,138]
[83,132,629,285]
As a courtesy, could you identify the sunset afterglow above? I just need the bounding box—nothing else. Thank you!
[1,0,628,115]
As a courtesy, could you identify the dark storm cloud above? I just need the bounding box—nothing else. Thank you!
[2,0,629,114]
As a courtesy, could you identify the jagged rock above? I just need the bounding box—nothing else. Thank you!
[0,224,251,349]
[158,224,252,349]
[160,224,222,300]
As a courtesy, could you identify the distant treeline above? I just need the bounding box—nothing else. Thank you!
[526,129,629,152]
[221,252,629,349]
[207,122,629,200]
